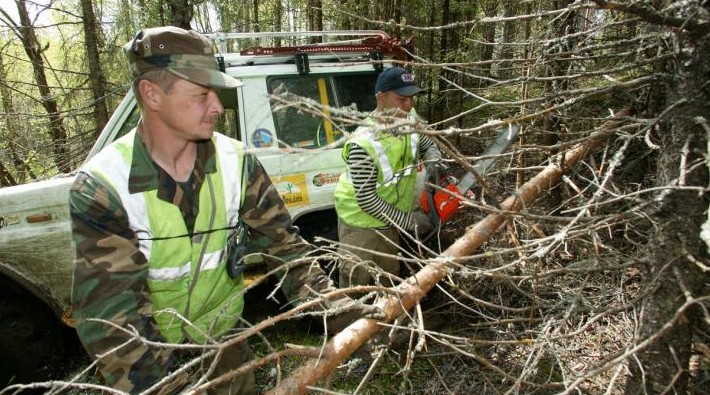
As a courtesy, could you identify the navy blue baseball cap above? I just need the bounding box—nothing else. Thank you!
[375,67,423,96]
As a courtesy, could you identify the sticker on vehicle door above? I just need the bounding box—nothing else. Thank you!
[312,172,341,187]
[251,128,274,148]
[0,215,20,229]
[273,174,309,206]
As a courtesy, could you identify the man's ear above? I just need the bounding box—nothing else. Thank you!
[138,79,161,110]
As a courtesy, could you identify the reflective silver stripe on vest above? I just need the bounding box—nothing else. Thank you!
[368,132,393,184]
[147,249,223,280]
[214,133,242,227]
[148,261,191,281]
[84,142,157,260]
[410,133,420,162]
[364,130,419,188]
[199,249,224,271]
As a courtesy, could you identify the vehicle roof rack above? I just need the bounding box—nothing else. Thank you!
[206,30,412,70]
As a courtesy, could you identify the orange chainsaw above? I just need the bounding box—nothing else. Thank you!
[420,124,520,223]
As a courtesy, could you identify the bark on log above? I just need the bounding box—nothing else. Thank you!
[266,110,631,394]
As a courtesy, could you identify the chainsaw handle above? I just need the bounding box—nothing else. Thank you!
[420,182,462,223]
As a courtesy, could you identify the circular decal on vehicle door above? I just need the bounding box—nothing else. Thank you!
[251,128,274,147]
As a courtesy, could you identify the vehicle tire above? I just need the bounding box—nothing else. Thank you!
[0,283,74,386]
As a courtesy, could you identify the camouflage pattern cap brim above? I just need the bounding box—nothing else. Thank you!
[129,53,242,89]
[123,26,242,90]
[168,67,243,89]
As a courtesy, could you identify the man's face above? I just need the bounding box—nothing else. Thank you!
[154,78,224,141]
[377,91,415,118]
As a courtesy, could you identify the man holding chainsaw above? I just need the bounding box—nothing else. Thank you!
[334,67,446,287]
[70,26,377,395]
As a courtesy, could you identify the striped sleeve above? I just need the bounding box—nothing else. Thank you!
[419,134,442,162]
[346,144,411,229]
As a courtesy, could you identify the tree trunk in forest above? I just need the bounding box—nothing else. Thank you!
[307,0,323,42]
[274,0,282,46]
[431,0,466,126]
[439,0,449,67]
[430,0,450,124]
[431,0,464,125]
[0,161,16,187]
[517,1,533,189]
[624,32,710,394]
[479,0,498,79]
[425,0,436,122]
[0,49,35,184]
[253,0,259,32]
[16,0,71,174]
[542,0,576,211]
[498,1,515,79]
[315,0,323,31]
[168,0,193,29]
[0,51,19,187]
[392,0,402,35]
[80,0,109,140]
[337,0,351,30]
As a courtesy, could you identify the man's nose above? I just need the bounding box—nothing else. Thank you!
[209,91,224,113]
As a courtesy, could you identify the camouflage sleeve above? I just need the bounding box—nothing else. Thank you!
[239,154,332,302]
[70,172,175,393]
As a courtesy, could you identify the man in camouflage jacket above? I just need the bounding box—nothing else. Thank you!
[70,26,369,395]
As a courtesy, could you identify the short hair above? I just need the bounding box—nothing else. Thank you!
[132,69,180,106]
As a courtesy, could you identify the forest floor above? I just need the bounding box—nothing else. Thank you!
[243,277,479,394]
[43,270,480,394]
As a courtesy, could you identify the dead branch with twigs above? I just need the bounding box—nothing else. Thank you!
[5,1,708,394]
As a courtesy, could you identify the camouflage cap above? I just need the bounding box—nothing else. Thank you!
[123,26,241,89]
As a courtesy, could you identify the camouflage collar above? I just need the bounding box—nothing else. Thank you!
[127,128,217,193]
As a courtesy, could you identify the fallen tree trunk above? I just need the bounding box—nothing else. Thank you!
[266,110,631,394]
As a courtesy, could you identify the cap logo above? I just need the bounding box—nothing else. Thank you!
[374,67,422,95]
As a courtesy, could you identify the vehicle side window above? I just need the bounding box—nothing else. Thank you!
[216,108,239,139]
[267,73,378,149]
[333,73,378,134]
[217,89,240,140]
[268,75,335,148]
